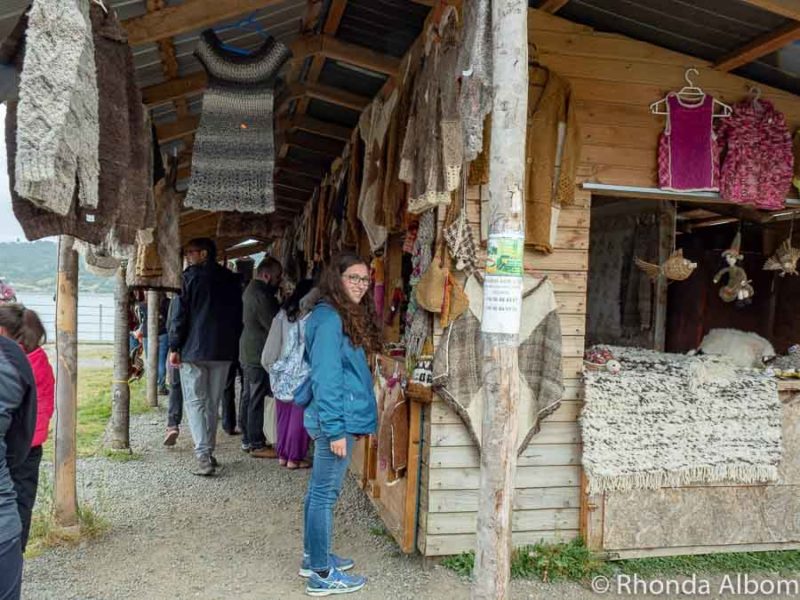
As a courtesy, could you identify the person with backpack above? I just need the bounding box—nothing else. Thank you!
[300,252,381,596]
[261,279,316,470]
[0,305,53,553]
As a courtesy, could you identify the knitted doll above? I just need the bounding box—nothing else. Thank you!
[713,233,754,305]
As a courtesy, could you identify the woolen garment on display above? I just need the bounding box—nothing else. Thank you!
[128,179,182,292]
[168,262,244,362]
[15,0,99,216]
[716,99,793,210]
[0,337,37,546]
[379,68,415,233]
[457,0,492,162]
[657,93,719,192]
[185,30,289,214]
[525,66,580,254]
[344,136,363,246]
[358,90,397,251]
[5,4,151,246]
[432,275,564,455]
[375,357,408,484]
[400,7,462,215]
[2,13,107,244]
[216,211,282,242]
[90,3,149,249]
[303,303,378,441]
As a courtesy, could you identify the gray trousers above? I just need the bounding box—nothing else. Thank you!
[179,361,231,459]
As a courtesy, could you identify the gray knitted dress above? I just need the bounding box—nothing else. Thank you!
[185,30,290,214]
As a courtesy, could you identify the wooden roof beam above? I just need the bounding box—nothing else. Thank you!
[275,159,325,180]
[281,81,370,112]
[276,115,351,141]
[123,0,288,45]
[290,34,401,76]
[715,20,800,71]
[537,0,571,12]
[156,115,200,144]
[740,0,800,21]
[143,72,207,107]
[282,133,344,157]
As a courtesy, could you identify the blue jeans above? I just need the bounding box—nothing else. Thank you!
[143,333,169,388]
[0,535,22,600]
[303,433,354,571]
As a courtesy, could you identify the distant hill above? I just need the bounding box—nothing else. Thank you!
[0,241,115,294]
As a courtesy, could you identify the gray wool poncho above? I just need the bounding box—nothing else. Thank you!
[185,30,290,214]
[432,275,564,455]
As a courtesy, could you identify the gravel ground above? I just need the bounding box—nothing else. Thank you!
[21,409,795,600]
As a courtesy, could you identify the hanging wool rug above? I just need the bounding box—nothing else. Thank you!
[580,346,782,495]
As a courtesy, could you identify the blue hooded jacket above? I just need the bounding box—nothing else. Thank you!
[303,302,377,441]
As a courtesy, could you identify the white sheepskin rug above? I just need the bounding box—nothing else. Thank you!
[580,346,782,495]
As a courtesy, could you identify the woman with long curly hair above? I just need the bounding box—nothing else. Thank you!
[300,252,381,596]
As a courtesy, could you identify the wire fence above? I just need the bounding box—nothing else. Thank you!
[21,296,116,344]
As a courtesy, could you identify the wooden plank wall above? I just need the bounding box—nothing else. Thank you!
[416,7,800,557]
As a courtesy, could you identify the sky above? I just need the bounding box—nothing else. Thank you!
[0,103,26,243]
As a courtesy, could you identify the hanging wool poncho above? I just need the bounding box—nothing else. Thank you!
[432,275,564,455]
[185,30,290,214]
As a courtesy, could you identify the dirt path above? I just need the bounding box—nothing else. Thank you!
[21,408,793,600]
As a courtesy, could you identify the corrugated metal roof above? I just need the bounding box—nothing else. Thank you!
[306,98,360,127]
[552,0,800,95]
[337,0,429,58]
[318,58,388,97]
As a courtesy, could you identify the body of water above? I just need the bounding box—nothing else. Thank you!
[17,291,116,343]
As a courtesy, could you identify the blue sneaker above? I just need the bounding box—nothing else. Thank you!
[305,568,366,596]
[299,553,355,578]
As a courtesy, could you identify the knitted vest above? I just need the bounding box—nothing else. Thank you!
[185,30,289,214]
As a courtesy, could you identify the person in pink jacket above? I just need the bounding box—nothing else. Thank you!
[0,304,54,551]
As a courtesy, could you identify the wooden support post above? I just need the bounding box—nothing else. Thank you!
[472,2,528,599]
[110,262,131,449]
[54,236,79,530]
[146,290,160,407]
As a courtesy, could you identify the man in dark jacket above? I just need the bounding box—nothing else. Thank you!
[168,238,243,476]
[239,257,282,458]
[0,336,36,600]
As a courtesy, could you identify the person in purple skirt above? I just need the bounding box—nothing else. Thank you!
[261,279,317,469]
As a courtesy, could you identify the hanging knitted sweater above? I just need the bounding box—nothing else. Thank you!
[717,99,793,210]
[15,0,100,216]
[5,4,149,246]
[186,30,290,214]
[400,7,462,215]
[432,275,564,455]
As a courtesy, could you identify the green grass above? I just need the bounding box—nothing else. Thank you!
[42,368,150,459]
[442,538,611,583]
[617,551,800,578]
[100,449,143,462]
[441,538,800,583]
[25,470,110,559]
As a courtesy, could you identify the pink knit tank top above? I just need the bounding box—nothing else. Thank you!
[658,93,719,192]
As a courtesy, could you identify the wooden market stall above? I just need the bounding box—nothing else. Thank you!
[5,0,800,561]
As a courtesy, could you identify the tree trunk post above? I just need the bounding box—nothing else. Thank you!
[110,261,130,449]
[146,289,160,407]
[54,235,79,530]
[472,2,529,599]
